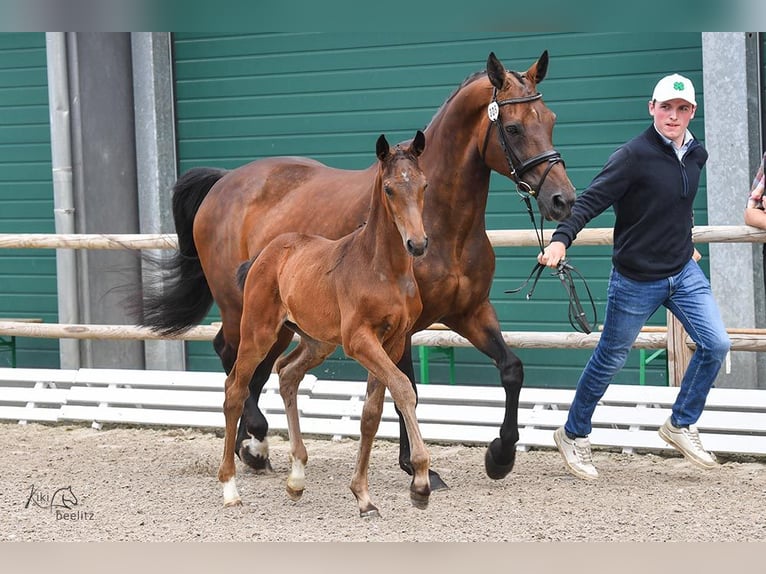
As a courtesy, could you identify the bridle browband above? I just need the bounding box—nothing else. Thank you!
[480,88,564,198]
[484,86,597,334]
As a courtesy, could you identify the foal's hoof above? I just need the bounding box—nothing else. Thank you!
[238,444,274,474]
[285,485,304,502]
[223,498,242,508]
[484,437,516,479]
[400,460,449,491]
[359,506,381,519]
[410,490,430,510]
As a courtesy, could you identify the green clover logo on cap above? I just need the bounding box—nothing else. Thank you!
[673,81,685,91]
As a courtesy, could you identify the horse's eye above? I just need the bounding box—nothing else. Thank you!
[384,185,393,197]
[505,124,521,136]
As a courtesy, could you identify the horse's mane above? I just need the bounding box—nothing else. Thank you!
[423,70,486,131]
[423,67,532,131]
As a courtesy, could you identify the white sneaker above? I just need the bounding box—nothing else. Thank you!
[553,426,598,480]
[658,417,718,469]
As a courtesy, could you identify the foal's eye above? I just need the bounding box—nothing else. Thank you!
[505,124,521,136]
[384,185,393,197]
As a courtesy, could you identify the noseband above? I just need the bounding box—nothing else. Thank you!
[481,88,564,198]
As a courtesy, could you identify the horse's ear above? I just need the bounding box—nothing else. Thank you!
[486,52,506,90]
[376,134,389,160]
[411,130,425,157]
[528,50,549,85]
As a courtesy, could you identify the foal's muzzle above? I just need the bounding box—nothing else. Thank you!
[407,237,428,257]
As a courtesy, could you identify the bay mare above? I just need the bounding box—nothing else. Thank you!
[141,51,576,487]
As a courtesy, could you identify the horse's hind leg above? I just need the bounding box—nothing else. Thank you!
[235,328,294,472]
[393,342,448,490]
[219,271,286,506]
[218,348,264,507]
[213,328,236,374]
[275,338,336,501]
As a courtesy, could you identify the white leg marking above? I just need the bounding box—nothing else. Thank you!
[287,458,306,493]
[244,434,269,459]
[222,478,241,507]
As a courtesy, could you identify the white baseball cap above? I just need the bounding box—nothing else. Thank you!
[651,73,696,106]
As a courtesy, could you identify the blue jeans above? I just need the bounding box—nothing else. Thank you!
[565,260,731,437]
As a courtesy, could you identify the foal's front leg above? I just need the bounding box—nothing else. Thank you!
[347,332,431,511]
[349,377,386,517]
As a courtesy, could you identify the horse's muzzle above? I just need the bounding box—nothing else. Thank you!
[407,237,428,257]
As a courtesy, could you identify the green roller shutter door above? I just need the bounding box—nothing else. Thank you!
[0,33,58,368]
[173,32,704,387]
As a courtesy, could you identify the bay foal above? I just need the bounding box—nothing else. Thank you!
[218,131,430,517]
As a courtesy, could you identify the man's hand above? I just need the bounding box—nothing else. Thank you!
[538,241,567,268]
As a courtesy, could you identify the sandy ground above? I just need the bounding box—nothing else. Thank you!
[1,421,765,543]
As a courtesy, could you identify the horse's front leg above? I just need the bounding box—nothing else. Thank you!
[234,328,294,472]
[393,342,448,490]
[348,333,431,512]
[448,301,523,479]
[349,377,386,518]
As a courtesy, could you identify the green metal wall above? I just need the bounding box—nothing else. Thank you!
[0,33,58,368]
[172,32,706,387]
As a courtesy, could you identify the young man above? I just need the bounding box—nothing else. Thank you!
[538,73,731,480]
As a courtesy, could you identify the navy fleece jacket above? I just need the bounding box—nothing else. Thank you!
[551,124,708,281]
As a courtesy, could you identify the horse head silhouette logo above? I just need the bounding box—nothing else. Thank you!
[51,486,78,510]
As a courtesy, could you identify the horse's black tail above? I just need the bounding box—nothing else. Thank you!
[139,167,227,335]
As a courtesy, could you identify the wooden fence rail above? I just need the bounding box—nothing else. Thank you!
[0,225,765,250]
[1,320,765,354]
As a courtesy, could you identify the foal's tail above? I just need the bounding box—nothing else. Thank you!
[140,167,227,335]
[235,258,256,291]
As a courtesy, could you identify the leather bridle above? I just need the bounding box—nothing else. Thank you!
[485,87,597,334]
[480,88,564,199]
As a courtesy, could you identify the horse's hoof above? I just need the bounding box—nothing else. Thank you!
[428,469,449,491]
[239,444,274,474]
[285,485,304,502]
[360,506,381,519]
[223,498,242,508]
[410,491,430,510]
[401,461,450,491]
[484,437,516,480]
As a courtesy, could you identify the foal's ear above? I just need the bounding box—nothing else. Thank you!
[486,52,506,90]
[527,50,549,85]
[410,130,425,157]
[376,134,389,161]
